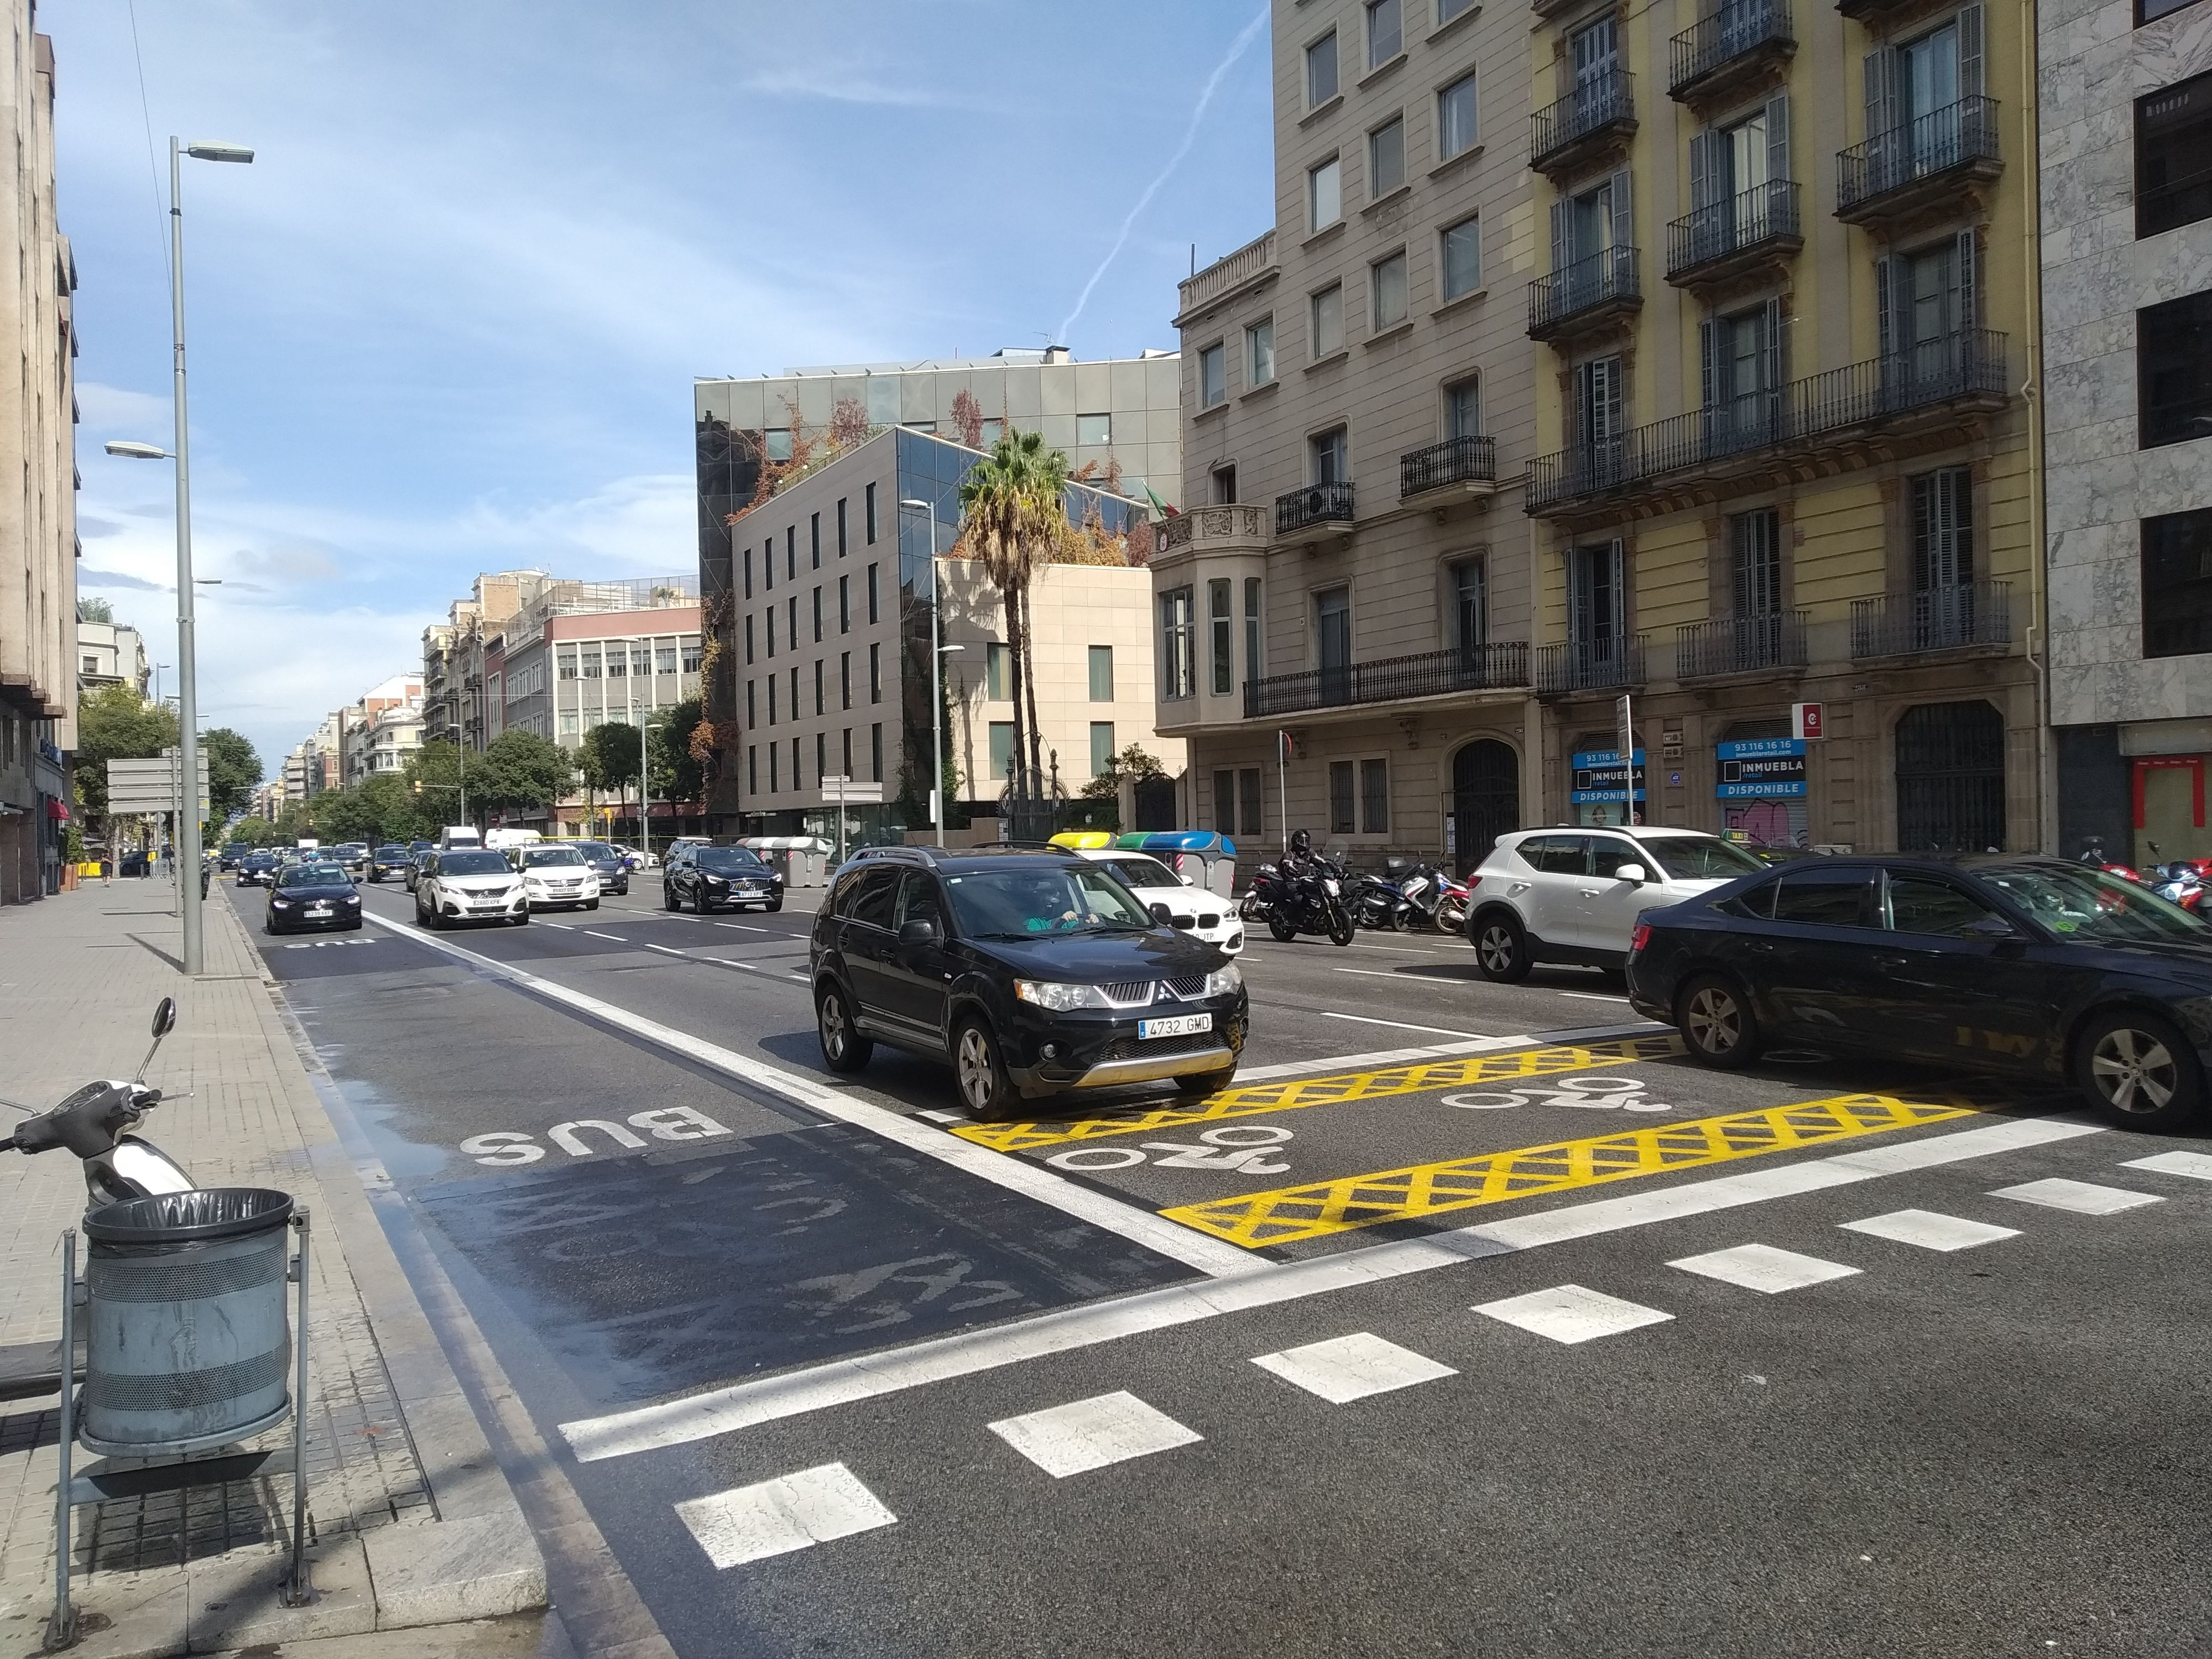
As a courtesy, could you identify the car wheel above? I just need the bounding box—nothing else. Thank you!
[1677,973,1762,1070]
[1472,913,1532,983]
[510,913,529,927]
[347,917,363,931]
[1175,1067,1237,1098]
[954,1019,1020,1122]
[693,890,711,915]
[2074,1008,2204,1129]
[816,982,874,1074]
[662,884,677,911]
[586,898,600,910]
[766,896,784,913]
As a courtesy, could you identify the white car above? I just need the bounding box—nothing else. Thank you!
[514,844,602,911]
[1465,826,1768,981]
[1079,849,1245,956]
[414,847,530,928]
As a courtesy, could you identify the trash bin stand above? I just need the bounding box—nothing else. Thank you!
[44,1229,77,1654]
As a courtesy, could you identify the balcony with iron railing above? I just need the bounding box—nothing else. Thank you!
[1531,69,1637,177]
[1526,330,2010,513]
[1244,641,1532,719]
[1400,435,1499,499]
[1837,97,2002,225]
[1666,180,1803,288]
[1528,245,1642,342]
[1675,612,1808,680]
[1536,635,1648,695]
[1276,481,1355,539]
[1669,0,1794,102]
[1850,581,2012,659]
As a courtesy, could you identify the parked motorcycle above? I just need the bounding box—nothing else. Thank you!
[1350,868,1415,931]
[2079,837,2145,885]
[1,997,196,1212]
[1388,859,1471,933]
[2151,860,2206,912]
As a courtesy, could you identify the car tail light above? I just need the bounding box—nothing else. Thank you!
[1629,922,1650,957]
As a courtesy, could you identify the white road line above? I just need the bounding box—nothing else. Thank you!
[1332,966,1441,982]
[1475,1284,1673,1345]
[987,1391,1201,1478]
[1987,1177,2162,1216]
[1667,1243,1861,1294]
[542,922,575,930]
[675,1463,896,1568]
[1839,1209,2019,1251]
[645,943,690,957]
[584,931,629,942]
[1323,1011,1493,1040]
[1558,991,1631,1003]
[2121,1150,2212,1182]
[557,1113,2103,1462]
[1250,1332,1456,1403]
[359,909,1255,1281]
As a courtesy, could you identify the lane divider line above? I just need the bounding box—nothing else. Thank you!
[951,1035,1689,1153]
[585,931,629,942]
[1321,1011,1495,1040]
[357,909,1258,1280]
[557,1114,2103,1463]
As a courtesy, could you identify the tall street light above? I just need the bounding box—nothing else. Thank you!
[102,137,253,975]
[899,498,964,846]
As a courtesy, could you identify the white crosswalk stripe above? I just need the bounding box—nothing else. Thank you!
[676,1463,896,1568]
[1839,1209,2018,1251]
[1474,1284,1673,1344]
[1250,1332,1457,1402]
[1667,1243,1861,1293]
[988,1391,1202,1478]
[1988,1177,2162,1216]
[2122,1150,2212,1182]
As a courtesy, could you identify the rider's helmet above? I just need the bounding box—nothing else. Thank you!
[1289,828,1313,858]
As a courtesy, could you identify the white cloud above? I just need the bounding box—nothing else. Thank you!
[75,382,171,434]
[737,69,972,109]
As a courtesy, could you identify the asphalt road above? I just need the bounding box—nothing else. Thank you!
[222,874,2212,1658]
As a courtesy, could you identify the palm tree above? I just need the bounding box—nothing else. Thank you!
[957,431,1072,817]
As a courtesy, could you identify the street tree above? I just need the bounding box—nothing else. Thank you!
[473,731,575,821]
[404,740,471,828]
[77,596,113,623]
[958,430,1070,808]
[659,698,704,806]
[229,817,280,848]
[200,728,263,822]
[583,722,643,836]
[72,681,180,821]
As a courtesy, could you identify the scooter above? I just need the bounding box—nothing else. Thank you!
[1350,868,1415,931]
[1,996,196,1212]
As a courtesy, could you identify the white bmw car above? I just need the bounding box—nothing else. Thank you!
[1079,849,1245,956]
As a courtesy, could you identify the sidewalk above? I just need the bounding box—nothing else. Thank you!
[0,882,550,1657]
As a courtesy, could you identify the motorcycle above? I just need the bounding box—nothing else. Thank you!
[1350,868,1415,931]
[1241,854,1355,946]
[1387,859,1470,934]
[2151,860,2206,912]
[2078,838,2144,885]
[1,997,196,1212]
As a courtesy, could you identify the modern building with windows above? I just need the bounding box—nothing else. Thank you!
[76,618,148,699]
[2039,0,2212,865]
[1517,0,2043,851]
[1159,0,1541,868]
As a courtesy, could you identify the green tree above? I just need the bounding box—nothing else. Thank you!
[77,596,113,624]
[310,774,429,845]
[72,682,180,821]
[655,698,704,805]
[958,430,1070,805]
[474,731,575,820]
[200,728,263,821]
[230,817,280,848]
[404,739,472,828]
[275,800,316,840]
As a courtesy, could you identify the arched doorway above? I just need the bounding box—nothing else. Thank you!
[1451,739,1520,876]
[1895,700,2005,853]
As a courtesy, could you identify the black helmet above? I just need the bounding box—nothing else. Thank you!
[1290,829,1313,856]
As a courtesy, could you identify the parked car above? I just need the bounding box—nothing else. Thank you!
[1074,848,1243,956]
[1465,827,1770,982]
[413,847,530,928]
[264,862,363,935]
[368,843,412,883]
[570,840,631,895]
[808,846,1247,1121]
[662,844,782,914]
[236,849,279,887]
[513,843,601,911]
[1629,854,2212,1129]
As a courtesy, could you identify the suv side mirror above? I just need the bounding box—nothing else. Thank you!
[1614,863,1647,885]
[898,917,939,947]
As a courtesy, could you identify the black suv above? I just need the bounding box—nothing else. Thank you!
[663,843,783,913]
[809,847,1248,1120]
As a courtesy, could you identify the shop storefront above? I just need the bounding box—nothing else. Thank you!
[1716,737,1808,850]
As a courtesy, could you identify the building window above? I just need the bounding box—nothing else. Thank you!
[557,646,578,680]
[1437,0,1476,20]
[1090,722,1117,778]
[979,418,1004,446]
[748,745,757,795]
[766,609,776,658]
[2141,77,2212,240]
[865,482,878,543]
[1329,760,1357,834]
[1910,469,1975,641]
[842,728,853,776]
[764,428,792,462]
[559,710,579,738]
[1569,540,1627,656]
[816,731,827,783]
[1451,558,1485,653]
[768,676,778,725]
[792,736,802,791]
[812,586,824,643]
[656,643,677,674]
[1159,587,1196,700]
[769,742,779,793]
[814,658,825,716]
[1438,71,1478,160]
[1199,342,1227,408]
[580,646,600,680]
[1311,425,1348,485]
[763,538,774,591]
[1209,577,1234,696]
[1371,249,1408,330]
[1316,586,1352,699]
[747,680,757,726]
[680,639,702,674]
[870,722,883,783]
[869,642,882,702]
[1444,376,1481,440]
[1360,758,1390,833]
[1088,644,1114,702]
[841,651,852,709]
[867,562,880,623]
[837,497,849,556]
[839,574,851,633]
[989,721,1016,780]
[605,645,627,680]
[633,643,651,676]
[806,513,818,568]
[2139,0,2195,25]
[743,547,753,600]
[1370,116,1406,196]
[1213,770,1237,835]
[1309,157,1343,232]
[1732,509,1782,617]
[1248,317,1275,386]
[1211,463,1238,503]
[986,641,1010,700]
[1244,578,1263,682]
[1306,29,1338,107]
[1312,283,1344,357]
[786,530,797,581]
[1441,214,1480,300]
[2141,291,2212,449]
[1367,0,1401,66]
[1077,412,1112,445]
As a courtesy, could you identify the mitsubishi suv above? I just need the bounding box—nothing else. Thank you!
[1465,827,1768,982]
[809,847,1248,1121]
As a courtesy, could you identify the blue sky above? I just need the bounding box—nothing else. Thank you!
[51,1,1275,779]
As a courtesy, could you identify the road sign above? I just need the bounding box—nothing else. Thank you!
[820,779,883,805]
[1792,702,1825,741]
[106,752,210,816]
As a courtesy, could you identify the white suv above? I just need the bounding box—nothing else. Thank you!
[514,843,601,912]
[1465,827,1767,981]
[414,847,531,928]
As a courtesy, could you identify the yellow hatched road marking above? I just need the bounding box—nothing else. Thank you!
[950,1035,1688,1154]
[1158,1088,1992,1248]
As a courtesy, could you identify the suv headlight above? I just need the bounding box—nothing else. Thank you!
[1015,980,1114,1011]
[1201,964,1244,998]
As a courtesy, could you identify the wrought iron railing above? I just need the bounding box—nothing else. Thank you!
[1531,69,1636,168]
[1837,96,2001,213]
[1244,642,1531,719]
[1536,636,1647,693]
[1669,0,1792,93]
[1676,612,1807,678]
[1667,180,1802,278]
[1527,330,2008,509]
[1528,245,1641,335]
[1275,481,1355,536]
[1851,582,2012,657]
[1400,435,1498,497]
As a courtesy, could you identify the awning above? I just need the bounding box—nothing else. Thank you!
[46,799,70,821]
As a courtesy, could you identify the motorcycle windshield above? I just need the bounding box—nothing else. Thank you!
[107,1140,196,1196]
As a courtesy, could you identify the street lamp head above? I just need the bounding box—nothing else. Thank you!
[898,499,931,512]
[185,142,255,164]
[938,644,965,654]
[104,440,169,460]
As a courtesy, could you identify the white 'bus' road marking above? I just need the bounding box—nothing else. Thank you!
[358,909,1253,1280]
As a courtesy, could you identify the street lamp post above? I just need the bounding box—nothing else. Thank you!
[101,138,252,976]
[898,498,964,847]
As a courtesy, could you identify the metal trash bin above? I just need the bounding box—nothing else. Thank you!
[80,1188,295,1456]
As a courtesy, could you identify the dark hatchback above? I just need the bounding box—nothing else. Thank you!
[368,843,412,883]
[264,862,364,935]
[809,847,1248,1120]
[1628,854,2212,1128]
[663,844,782,914]
[235,849,279,887]
[571,840,630,895]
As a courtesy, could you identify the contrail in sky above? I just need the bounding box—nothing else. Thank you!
[1056,4,1270,346]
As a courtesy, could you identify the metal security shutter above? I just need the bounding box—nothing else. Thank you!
[1451,739,1521,877]
[1895,700,2006,853]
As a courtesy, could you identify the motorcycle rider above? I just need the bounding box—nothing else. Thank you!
[1282,828,1322,878]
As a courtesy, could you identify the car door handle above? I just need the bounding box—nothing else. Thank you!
[1747,939,1778,954]
[1872,954,1911,971]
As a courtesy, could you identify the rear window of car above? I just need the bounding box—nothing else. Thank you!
[438,851,510,876]
[1768,868,1877,928]
[1516,836,1590,876]
[573,843,617,859]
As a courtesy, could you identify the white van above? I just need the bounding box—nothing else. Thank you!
[484,827,542,853]
[439,826,483,851]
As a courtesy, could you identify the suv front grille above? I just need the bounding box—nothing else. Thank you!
[1102,982,1156,1006]
[1162,973,1212,999]
[1097,1031,1222,1062]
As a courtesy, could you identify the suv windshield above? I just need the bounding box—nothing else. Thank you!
[945,864,1159,936]
[696,848,765,873]
[1642,836,1768,881]
[279,865,352,890]
[439,851,511,877]
[521,846,586,867]
[1975,863,2211,944]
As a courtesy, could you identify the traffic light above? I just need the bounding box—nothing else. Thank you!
[411,779,422,795]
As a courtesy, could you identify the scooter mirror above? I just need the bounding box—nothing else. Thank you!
[150,997,177,1039]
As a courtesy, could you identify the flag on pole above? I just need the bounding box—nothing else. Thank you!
[1144,484,1179,520]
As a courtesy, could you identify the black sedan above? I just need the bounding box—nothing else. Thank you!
[663,845,782,914]
[571,839,631,895]
[236,849,280,887]
[368,843,412,883]
[1627,854,2212,1128]
[264,862,364,935]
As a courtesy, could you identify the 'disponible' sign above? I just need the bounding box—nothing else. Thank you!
[1716,738,1807,799]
